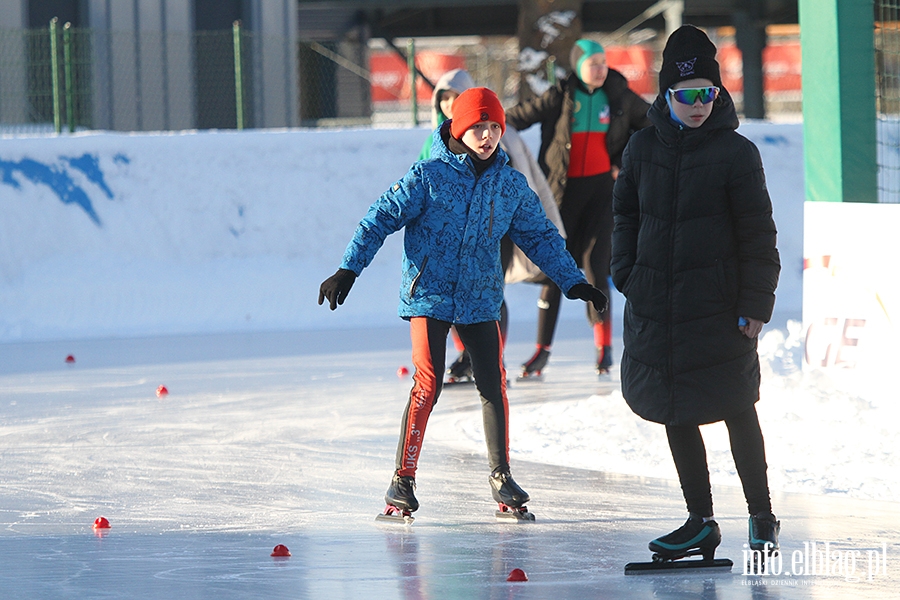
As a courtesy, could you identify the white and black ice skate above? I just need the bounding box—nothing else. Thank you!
[375,474,418,525]
[625,515,733,574]
[490,470,535,522]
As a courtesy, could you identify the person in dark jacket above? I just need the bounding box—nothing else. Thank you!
[506,39,651,379]
[319,87,608,520]
[611,25,782,561]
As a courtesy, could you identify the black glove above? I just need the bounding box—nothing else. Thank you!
[318,268,357,310]
[567,283,609,314]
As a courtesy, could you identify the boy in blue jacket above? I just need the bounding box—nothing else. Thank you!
[319,87,607,520]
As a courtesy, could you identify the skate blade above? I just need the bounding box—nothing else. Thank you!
[495,504,536,522]
[625,557,732,574]
[516,372,543,382]
[375,506,414,526]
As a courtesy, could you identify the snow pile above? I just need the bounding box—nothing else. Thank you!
[0,128,423,341]
[0,123,802,342]
[427,322,900,502]
[754,323,900,499]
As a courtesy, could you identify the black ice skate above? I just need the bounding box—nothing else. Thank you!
[490,470,535,522]
[746,512,781,572]
[375,473,418,525]
[596,345,613,375]
[625,515,733,574]
[518,347,550,380]
[445,351,474,385]
[748,512,780,552]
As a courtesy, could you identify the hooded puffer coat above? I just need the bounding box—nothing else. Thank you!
[342,122,587,325]
[419,69,476,161]
[611,90,780,426]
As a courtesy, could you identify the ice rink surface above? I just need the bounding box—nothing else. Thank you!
[1,326,898,599]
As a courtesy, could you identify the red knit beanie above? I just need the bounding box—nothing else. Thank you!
[449,87,506,139]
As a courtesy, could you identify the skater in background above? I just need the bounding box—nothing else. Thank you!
[505,39,651,378]
[611,25,782,560]
[419,68,566,384]
[318,87,608,519]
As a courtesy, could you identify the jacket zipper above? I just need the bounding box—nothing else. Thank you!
[409,255,428,296]
[488,201,495,237]
[666,136,683,423]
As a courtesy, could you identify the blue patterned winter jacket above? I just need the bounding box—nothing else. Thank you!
[340,125,587,324]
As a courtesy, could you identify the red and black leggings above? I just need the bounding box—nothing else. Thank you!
[395,317,510,477]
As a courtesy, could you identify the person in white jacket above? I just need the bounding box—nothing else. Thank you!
[419,69,566,383]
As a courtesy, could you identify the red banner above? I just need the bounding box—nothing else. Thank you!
[370,52,466,103]
[718,42,802,93]
[368,42,801,103]
[605,46,655,96]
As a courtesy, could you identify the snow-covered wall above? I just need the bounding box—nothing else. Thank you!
[0,123,803,343]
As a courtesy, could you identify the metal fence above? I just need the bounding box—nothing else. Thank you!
[0,22,300,134]
[876,1,900,203]
[363,36,525,128]
[0,24,526,133]
[2,22,806,136]
[0,22,90,134]
[294,36,526,128]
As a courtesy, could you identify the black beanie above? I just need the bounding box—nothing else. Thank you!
[658,25,722,94]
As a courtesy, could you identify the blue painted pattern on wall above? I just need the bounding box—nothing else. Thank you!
[0,153,118,226]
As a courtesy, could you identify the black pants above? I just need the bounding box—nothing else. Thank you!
[395,318,509,477]
[665,406,772,517]
[535,172,614,346]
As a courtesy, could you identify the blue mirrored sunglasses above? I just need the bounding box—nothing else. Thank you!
[668,86,720,105]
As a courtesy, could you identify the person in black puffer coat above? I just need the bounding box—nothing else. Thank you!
[611,25,782,561]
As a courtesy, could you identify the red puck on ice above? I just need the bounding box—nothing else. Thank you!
[271,544,291,557]
[507,568,528,582]
[156,385,168,397]
[65,355,75,363]
[92,516,111,529]
[397,366,410,378]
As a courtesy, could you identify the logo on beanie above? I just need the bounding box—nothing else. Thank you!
[480,111,490,121]
[676,58,697,78]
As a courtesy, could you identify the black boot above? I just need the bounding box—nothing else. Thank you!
[489,469,530,508]
[649,514,721,560]
[749,512,780,552]
[520,346,550,378]
[384,473,419,512]
[596,345,613,375]
[446,351,473,383]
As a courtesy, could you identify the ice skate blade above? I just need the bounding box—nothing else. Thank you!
[625,557,733,574]
[516,372,544,382]
[375,505,414,526]
[375,512,414,525]
[495,504,535,522]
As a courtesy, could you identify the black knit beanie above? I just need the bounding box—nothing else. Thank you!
[658,25,722,94]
